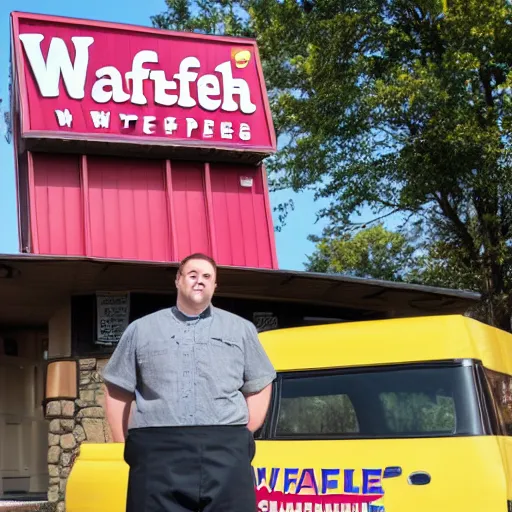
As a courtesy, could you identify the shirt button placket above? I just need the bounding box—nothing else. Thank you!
[188,322,198,422]
[182,324,194,423]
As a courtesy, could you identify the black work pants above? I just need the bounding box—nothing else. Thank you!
[124,425,257,512]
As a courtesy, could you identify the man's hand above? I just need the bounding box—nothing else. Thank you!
[244,383,272,432]
[104,383,134,442]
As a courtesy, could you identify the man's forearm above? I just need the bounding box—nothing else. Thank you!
[104,383,134,442]
[245,383,272,432]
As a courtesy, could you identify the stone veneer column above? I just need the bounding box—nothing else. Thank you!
[45,358,112,512]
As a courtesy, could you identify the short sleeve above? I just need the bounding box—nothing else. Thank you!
[241,321,276,394]
[101,321,138,393]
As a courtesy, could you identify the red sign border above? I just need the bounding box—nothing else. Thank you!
[10,11,277,156]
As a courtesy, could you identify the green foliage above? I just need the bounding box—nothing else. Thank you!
[278,395,359,435]
[151,0,252,37]
[380,392,455,433]
[152,0,512,330]
[277,391,455,435]
[305,221,485,290]
[306,224,417,281]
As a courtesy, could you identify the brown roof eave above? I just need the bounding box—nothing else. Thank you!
[0,253,480,326]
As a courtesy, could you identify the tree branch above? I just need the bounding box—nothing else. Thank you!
[479,66,495,109]
[433,192,479,263]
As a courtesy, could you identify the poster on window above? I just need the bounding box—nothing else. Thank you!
[96,292,130,345]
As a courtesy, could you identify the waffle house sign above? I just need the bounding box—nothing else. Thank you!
[11,12,276,155]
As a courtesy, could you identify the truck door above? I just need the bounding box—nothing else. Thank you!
[253,361,507,512]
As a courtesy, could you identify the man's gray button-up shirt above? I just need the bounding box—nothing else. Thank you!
[102,305,276,429]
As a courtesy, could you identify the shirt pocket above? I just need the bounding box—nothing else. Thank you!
[136,337,179,383]
[209,336,244,389]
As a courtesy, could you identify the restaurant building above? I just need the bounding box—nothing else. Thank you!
[0,11,480,510]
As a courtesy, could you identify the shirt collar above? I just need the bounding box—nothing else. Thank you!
[171,304,213,322]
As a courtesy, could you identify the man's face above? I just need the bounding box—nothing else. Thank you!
[176,259,217,308]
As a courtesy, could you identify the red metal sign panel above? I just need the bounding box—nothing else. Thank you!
[11,12,276,155]
[21,152,278,269]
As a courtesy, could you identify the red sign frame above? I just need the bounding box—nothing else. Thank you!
[10,12,276,156]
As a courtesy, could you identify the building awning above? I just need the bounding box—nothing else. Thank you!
[0,253,480,325]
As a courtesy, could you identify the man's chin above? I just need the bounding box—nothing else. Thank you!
[190,295,209,305]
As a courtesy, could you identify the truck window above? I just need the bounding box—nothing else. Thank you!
[484,368,512,435]
[379,391,455,433]
[274,362,482,439]
[278,392,359,435]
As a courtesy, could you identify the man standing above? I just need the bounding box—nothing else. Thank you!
[102,253,276,512]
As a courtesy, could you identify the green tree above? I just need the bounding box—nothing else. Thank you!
[306,224,417,281]
[306,223,489,318]
[152,0,512,330]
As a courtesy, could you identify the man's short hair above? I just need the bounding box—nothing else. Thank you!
[178,253,217,275]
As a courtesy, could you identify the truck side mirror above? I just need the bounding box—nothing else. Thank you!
[43,358,79,409]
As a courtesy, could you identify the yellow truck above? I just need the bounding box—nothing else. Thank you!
[62,314,512,511]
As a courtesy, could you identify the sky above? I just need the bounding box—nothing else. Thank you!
[0,0,333,271]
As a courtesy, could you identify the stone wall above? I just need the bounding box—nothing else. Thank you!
[45,358,112,512]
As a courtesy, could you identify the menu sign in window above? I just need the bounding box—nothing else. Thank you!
[96,292,130,345]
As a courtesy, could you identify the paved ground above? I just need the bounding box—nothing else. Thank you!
[0,502,47,511]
